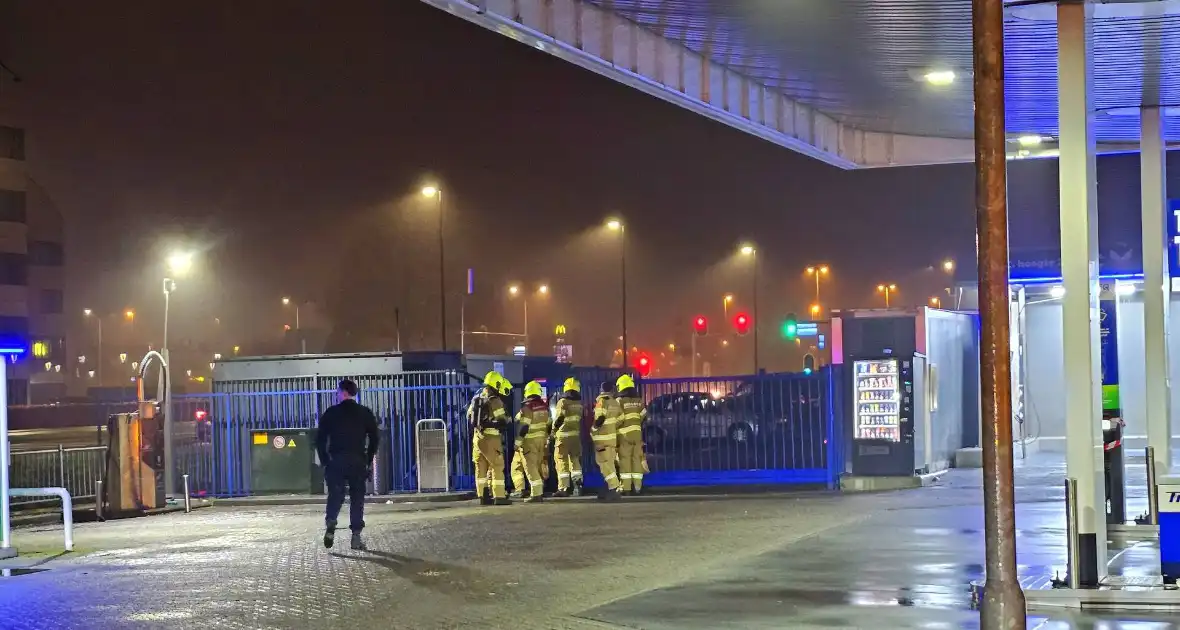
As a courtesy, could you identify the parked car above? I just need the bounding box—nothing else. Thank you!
[718,379,823,441]
[643,392,755,448]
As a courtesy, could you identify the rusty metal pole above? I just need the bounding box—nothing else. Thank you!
[972,0,1027,627]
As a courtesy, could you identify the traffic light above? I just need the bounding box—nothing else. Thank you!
[782,313,798,340]
[693,315,709,337]
[803,354,815,375]
[635,352,653,377]
[733,312,751,336]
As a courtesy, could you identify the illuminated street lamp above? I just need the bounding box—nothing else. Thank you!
[877,283,898,308]
[83,309,103,385]
[805,264,830,306]
[930,296,942,308]
[162,249,194,499]
[606,217,628,366]
[723,293,734,320]
[421,184,447,351]
[943,259,955,273]
[509,283,550,349]
[739,243,759,372]
[124,309,135,321]
[810,303,822,317]
[119,353,127,364]
[282,297,305,353]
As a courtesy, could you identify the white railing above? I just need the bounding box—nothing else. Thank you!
[7,487,73,551]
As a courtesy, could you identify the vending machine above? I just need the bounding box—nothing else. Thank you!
[849,355,922,476]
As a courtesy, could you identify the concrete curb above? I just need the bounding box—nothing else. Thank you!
[211,492,476,507]
[11,501,213,528]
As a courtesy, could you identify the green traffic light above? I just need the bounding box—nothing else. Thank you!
[781,314,798,339]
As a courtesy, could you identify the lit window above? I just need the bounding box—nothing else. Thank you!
[32,339,49,358]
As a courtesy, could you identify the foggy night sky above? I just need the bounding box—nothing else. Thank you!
[0,0,989,368]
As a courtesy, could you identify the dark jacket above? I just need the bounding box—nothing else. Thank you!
[315,399,380,469]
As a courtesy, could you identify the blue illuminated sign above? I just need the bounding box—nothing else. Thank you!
[1006,199,1180,284]
[796,323,819,337]
[1171,199,1180,280]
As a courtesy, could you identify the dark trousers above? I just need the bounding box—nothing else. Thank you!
[325,464,368,532]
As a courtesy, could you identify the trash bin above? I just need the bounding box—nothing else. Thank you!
[1103,416,1126,525]
[249,428,324,495]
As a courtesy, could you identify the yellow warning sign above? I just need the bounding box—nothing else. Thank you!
[287,439,296,448]
[253,433,268,445]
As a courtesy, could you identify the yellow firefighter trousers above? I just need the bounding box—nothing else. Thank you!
[595,444,621,491]
[617,434,644,492]
[510,446,526,494]
[554,436,583,491]
[476,435,506,499]
[519,439,546,498]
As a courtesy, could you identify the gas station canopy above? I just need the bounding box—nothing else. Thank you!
[421,0,1180,168]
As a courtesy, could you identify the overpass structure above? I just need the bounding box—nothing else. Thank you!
[421,0,1180,603]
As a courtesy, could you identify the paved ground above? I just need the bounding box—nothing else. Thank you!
[1,451,1177,629]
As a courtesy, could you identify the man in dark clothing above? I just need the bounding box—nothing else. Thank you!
[315,379,380,551]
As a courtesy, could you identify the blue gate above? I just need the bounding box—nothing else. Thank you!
[174,370,480,497]
[175,366,845,497]
[578,367,845,489]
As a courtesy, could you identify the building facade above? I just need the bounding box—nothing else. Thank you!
[0,122,66,403]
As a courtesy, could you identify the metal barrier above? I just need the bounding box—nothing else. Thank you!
[9,446,106,505]
[1147,446,1160,526]
[150,366,843,497]
[1065,477,1080,589]
[166,371,480,497]
[7,488,73,551]
[578,368,839,489]
[415,419,450,492]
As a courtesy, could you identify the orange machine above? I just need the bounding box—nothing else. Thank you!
[103,381,165,514]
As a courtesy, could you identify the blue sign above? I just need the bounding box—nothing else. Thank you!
[1006,198,1180,283]
[1171,199,1180,280]
[796,323,819,337]
[1100,299,1119,411]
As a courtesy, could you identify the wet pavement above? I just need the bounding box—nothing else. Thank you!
[1,450,1178,628]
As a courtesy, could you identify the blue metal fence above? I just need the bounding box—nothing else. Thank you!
[575,367,843,489]
[172,366,845,497]
[173,370,481,497]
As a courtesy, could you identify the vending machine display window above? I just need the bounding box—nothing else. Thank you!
[853,359,901,442]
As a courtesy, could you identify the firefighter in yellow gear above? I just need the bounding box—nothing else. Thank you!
[466,375,494,503]
[468,372,511,505]
[512,381,550,502]
[592,380,623,500]
[551,377,584,497]
[615,374,647,495]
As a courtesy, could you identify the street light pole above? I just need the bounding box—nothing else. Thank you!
[421,186,447,351]
[436,189,447,351]
[161,277,175,498]
[752,250,759,373]
[620,224,628,368]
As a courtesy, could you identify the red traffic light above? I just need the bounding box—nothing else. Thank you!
[194,409,207,421]
[635,352,653,377]
[733,312,752,336]
[693,315,709,337]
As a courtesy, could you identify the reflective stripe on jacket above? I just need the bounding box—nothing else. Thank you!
[617,396,646,436]
[516,398,550,442]
[553,398,583,439]
[592,394,621,443]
